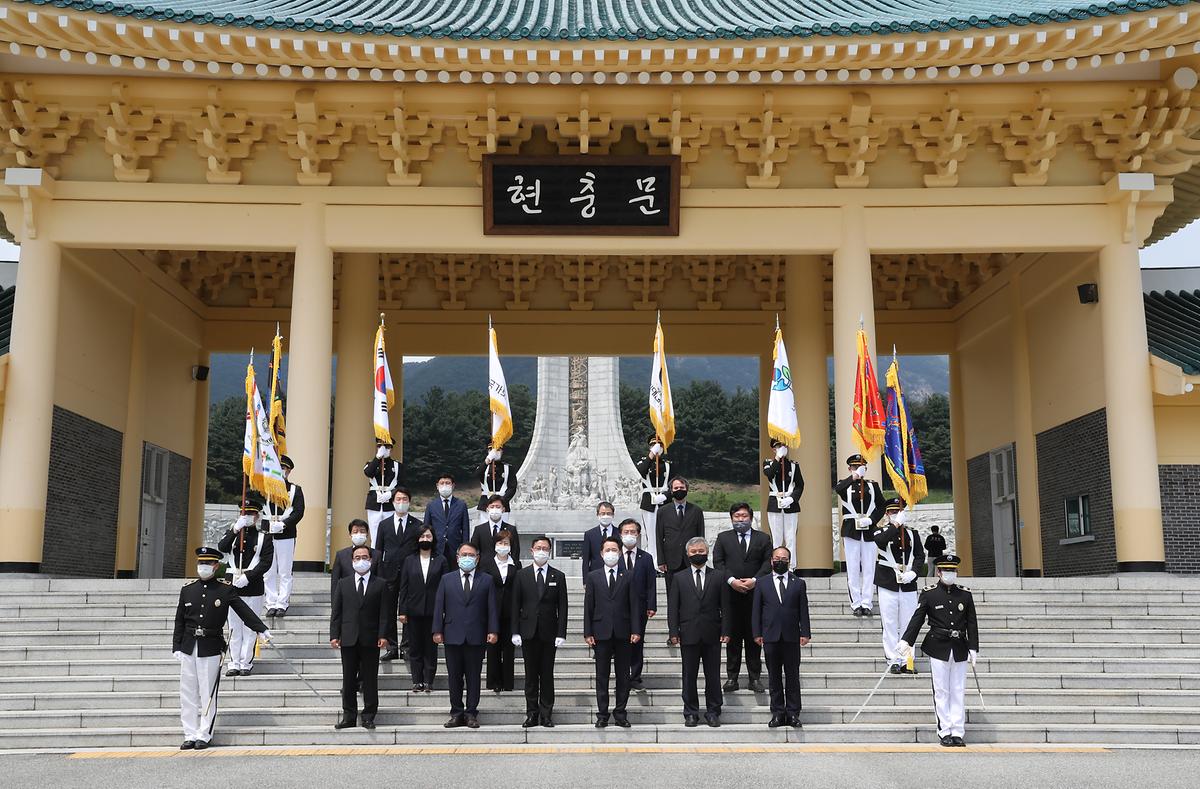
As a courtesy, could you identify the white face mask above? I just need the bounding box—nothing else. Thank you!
[940,571,958,585]
[438,485,453,498]
[532,550,550,566]
[352,559,372,575]
[598,515,614,526]
[350,532,368,547]
[621,533,638,548]
[196,564,215,580]
[495,544,511,557]
[488,508,504,522]
[602,551,620,567]
[396,501,411,513]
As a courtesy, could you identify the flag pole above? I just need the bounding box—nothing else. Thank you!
[242,347,254,554]
[773,315,787,496]
[654,311,662,485]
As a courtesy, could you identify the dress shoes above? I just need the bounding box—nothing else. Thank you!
[193,741,210,750]
[275,608,288,618]
[595,716,609,728]
[628,678,645,692]
[224,668,240,677]
[722,679,739,692]
[444,715,465,728]
[768,715,786,728]
[180,740,195,751]
[748,679,767,693]
[684,714,699,728]
[334,715,356,730]
[789,715,802,729]
[238,668,251,676]
[380,648,400,662]
[413,683,425,693]
[705,714,720,728]
[540,717,555,728]
[613,715,631,728]
[940,735,955,747]
[522,715,539,728]
[465,715,480,729]
[361,717,376,730]
[952,736,966,747]
[852,607,864,617]
[888,664,902,675]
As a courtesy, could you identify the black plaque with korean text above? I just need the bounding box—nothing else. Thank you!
[483,154,680,236]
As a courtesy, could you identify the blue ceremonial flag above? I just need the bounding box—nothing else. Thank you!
[883,355,928,506]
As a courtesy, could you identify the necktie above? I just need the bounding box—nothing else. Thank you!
[777,575,787,601]
[537,567,545,592]
[443,499,450,518]
[740,531,748,554]
[358,577,365,598]
[677,504,685,518]
[463,572,472,597]
[493,523,500,537]
[626,551,635,571]
[608,569,615,589]
[695,568,703,594]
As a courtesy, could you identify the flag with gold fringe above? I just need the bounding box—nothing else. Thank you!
[373,321,395,444]
[767,321,800,448]
[488,317,513,449]
[243,352,288,507]
[852,328,886,461]
[243,353,262,491]
[648,312,675,450]
[268,325,287,457]
[883,353,928,507]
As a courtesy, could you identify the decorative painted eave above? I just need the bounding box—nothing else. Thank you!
[2,1,1200,83]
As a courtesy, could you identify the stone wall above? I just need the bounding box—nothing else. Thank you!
[1161,464,1200,575]
[42,407,122,577]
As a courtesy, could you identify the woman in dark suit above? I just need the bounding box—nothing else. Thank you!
[398,526,447,692]
[481,529,522,692]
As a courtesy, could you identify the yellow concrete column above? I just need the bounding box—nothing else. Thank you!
[330,252,378,556]
[1098,240,1165,572]
[288,203,334,572]
[758,352,772,534]
[785,256,833,576]
[0,234,61,572]
[1009,272,1043,576]
[114,299,146,577]
[832,205,877,477]
[949,350,972,574]
[185,348,211,565]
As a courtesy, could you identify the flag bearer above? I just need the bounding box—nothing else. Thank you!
[634,435,672,567]
[899,554,979,747]
[835,454,885,617]
[172,547,270,750]
[762,438,803,569]
[217,500,274,677]
[475,442,518,525]
[873,498,924,675]
[363,439,403,547]
[262,454,305,618]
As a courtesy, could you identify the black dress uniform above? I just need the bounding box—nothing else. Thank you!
[173,547,268,749]
[262,466,304,616]
[475,460,518,520]
[836,454,886,616]
[634,445,671,566]
[901,555,979,746]
[874,512,925,673]
[362,454,404,546]
[217,522,274,674]
[762,449,803,567]
[481,555,522,692]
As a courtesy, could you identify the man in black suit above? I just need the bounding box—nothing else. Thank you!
[655,476,705,607]
[331,519,380,595]
[511,535,569,728]
[329,546,389,730]
[375,487,423,661]
[432,543,499,729]
[713,502,772,693]
[617,518,657,690]
[580,501,618,582]
[752,546,811,729]
[469,494,522,564]
[668,537,732,727]
[583,536,643,728]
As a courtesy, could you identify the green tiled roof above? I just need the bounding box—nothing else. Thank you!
[1145,289,1200,375]
[12,0,1194,41]
[0,287,14,356]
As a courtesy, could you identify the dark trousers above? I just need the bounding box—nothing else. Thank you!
[593,637,632,718]
[339,640,380,719]
[382,575,400,645]
[521,637,558,718]
[630,613,648,680]
[681,641,723,716]
[444,643,485,717]
[405,615,437,685]
[486,631,516,691]
[726,593,762,681]
[763,640,802,717]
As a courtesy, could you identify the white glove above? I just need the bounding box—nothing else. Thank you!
[260,630,273,643]
[511,635,522,647]
[857,517,872,529]
[269,520,284,534]
[652,493,667,506]
[232,573,249,589]
[554,637,566,649]
[853,465,868,479]
[778,496,793,509]
[898,640,914,660]
[376,446,390,459]
[775,446,787,459]
[968,649,978,666]
[234,516,248,532]
[486,449,500,463]
[900,570,917,584]
[172,650,187,662]
[649,444,663,457]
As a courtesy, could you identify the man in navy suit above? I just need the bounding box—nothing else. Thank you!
[583,536,643,728]
[617,518,657,690]
[425,473,471,567]
[580,501,618,582]
[432,543,499,729]
[752,546,811,729]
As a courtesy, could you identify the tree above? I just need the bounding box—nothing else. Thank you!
[206,396,247,504]
[908,392,952,490]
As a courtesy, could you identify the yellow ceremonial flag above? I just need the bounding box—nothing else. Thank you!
[488,317,514,449]
[269,326,287,457]
[648,313,675,450]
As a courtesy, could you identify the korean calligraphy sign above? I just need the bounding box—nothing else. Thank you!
[483,155,680,236]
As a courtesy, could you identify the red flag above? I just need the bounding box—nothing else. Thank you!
[852,328,886,461]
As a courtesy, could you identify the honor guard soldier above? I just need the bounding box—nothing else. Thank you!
[262,455,305,618]
[363,439,404,547]
[762,439,804,569]
[216,500,274,677]
[874,498,925,675]
[172,547,270,750]
[835,454,885,617]
[899,555,979,747]
[634,435,672,567]
[475,442,518,525]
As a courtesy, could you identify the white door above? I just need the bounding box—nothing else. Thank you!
[989,445,1019,576]
[138,445,169,578]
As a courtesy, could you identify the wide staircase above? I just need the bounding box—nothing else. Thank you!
[0,574,1197,749]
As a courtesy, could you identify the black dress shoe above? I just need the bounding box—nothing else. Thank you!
[940,735,955,747]
[613,716,631,728]
[789,715,802,729]
[361,718,376,730]
[522,715,539,728]
[380,649,400,662]
[768,715,785,728]
[465,715,480,729]
[684,715,699,727]
[335,715,356,730]
[239,668,251,676]
[193,741,209,750]
[413,683,425,693]
[722,679,738,692]
[275,608,288,618]
[952,736,966,747]
[595,717,608,728]
[540,717,555,728]
[748,679,767,693]
[225,668,240,677]
[888,664,902,675]
[902,666,919,676]
[705,714,720,728]
[444,715,465,728]
[629,679,645,691]
[852,607,863,617]
[180,740,195,750]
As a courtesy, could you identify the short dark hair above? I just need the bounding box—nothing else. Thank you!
[596,500,614,514]
[531,535,552,549]
[494,529,513,544]
[729,502,753,516]
[669,475,689,488]
[486,494,506,508]
[618,518,641,533]
[931,525,940,533]
[348,518,369,533]
[601,536,622,551]
[352,546,371,559]
[417,526,434,541]
[393,487,411,499]
[437,473,454,483]
[772,545,792,559]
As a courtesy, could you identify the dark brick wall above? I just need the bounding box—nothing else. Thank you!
[1036,409,1117,577]
[42,406,122,577]
[162,450,191,578]
[967,453,995,577]
[1161,464,1200,575]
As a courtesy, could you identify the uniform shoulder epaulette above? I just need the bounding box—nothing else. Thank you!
[922,583,938,593]
[956,584,971,592]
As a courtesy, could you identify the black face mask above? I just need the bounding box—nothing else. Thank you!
[771,560,790,575]
[417,541,434,551]
[688,553,708,566]
[671,489,688,501]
